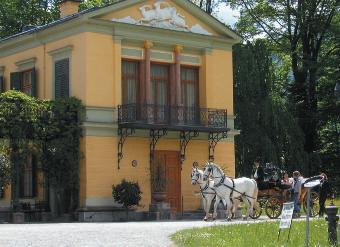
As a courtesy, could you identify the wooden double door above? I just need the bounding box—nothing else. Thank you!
[152,151,181,212]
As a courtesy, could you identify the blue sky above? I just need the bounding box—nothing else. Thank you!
[215,3,239,26]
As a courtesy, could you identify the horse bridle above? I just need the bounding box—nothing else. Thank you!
[191,169,202,184]
[192,169,214,195]
[204,164,225,187]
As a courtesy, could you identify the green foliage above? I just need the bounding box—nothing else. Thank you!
[0,142,11,188]
[79,0,120,11]
[40,97,84,213]
[0,90,47,139]
[0,0,59,38]
[112,180,142,210]
[171,220,330,247]
[227,0,339,175]
[0,90,84,213]
[233,41,308,176]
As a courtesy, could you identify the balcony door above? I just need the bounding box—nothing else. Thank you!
[181,67,199,124]
[122,60,140,104]
[151,64,169,123]
[122,60,140,121]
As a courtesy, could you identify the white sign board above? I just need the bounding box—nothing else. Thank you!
[279,202,294,229]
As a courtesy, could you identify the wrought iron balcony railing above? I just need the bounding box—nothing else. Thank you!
[118,103,228,132]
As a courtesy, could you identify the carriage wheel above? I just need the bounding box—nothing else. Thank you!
[265,197,282,219]
[303,191,320,217]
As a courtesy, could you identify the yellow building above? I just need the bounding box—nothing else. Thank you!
[0,0,240,220]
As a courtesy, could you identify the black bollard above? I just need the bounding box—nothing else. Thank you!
[325,206,339,246]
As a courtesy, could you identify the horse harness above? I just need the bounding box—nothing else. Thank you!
[211,171,256,200]
[192,172,217,200]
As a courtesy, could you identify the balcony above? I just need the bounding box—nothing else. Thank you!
[118,103,228,132]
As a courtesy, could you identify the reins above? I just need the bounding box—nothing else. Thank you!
[207,164,256,200]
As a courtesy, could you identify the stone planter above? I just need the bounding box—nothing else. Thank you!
[152,192,166,203]
[41,212,52,222]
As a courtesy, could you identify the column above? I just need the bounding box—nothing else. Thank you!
[144,40,153,104]
[174,45,183,106]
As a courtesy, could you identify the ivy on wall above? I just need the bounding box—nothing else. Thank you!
[0,90,83,215]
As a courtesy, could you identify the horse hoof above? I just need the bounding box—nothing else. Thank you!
[227,217,232,222]
[203,218,208,221]
[212,217,216,221]
[243,217,248,221]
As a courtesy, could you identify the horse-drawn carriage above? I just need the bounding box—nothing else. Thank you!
[191,162,320,221]
[250,164,320,219]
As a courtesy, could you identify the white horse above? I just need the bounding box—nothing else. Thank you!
[202,162,258,220]
[191,165,225,221]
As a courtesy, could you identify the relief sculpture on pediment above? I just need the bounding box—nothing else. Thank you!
[111,0,212,35]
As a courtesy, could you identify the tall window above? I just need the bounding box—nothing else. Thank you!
[151,64,169,122]
[181,67,199,123]
[22,70,33,95]
[151,64,169,105]
[122,60,139,104]
[181,67,198,107]
[10,69,36,97]
[55,58,69,99]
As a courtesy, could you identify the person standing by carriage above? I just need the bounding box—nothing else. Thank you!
[302,172,332,217]
[292,171,302,218]
[319,173,331,217]
[253,158,265,189]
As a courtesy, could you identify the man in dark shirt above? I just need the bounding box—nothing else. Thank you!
[319,173,331,217]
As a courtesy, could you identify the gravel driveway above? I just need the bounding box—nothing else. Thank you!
[0,218,272,247]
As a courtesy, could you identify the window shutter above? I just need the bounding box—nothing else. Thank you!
[31,69,37,97]
[55,58,69,99]
[0,76,4,93]
[10,72,22,90]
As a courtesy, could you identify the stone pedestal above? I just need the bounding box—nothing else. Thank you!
[149,202,171,220]
[12,212,24,224]
[325,206,339,246]
[41,212,52,222]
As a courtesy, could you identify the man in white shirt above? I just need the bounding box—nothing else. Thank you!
[291,171,302,217]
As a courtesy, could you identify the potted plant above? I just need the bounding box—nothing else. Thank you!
[112,180,142,220]
[151,161,166,203]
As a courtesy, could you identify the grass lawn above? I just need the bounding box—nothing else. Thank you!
[327,198,340,207]
[171,220,333,247]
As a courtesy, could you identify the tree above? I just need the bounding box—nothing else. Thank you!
[0,90,45,210]
[0,0,59,38]
[190,0,214,14]
[226,0,339,174]
[40,97,83,217]
[0,142,11,197]
[79,0,120,11]
[233,41,307,176]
